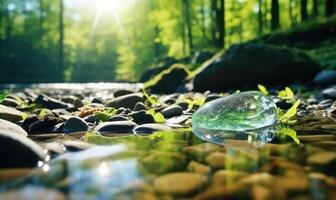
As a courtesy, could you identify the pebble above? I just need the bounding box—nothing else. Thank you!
[161,105,183,118]
[83,115,96,123]
[206,152,226,169]
[307,151,336,166]
[0,131,46,168]
[322,87,336,99]
[94,121,137,134]
[133,123,171,135]
[114,89,135,97]
[63,116,89,134]
[63,141,93,152]
[187,161,211,174]
[154,172,207,196]
[1,98,20,107]
[35,94,68,109]
[129,110,155,124]
[0,119,28,136]
[28,116,64,134]
[0,105,24,122]
[212,170,248,186]
[107,115,130,122]
[133,102,147,111]
[105,93,144,109]
[0,187,66,200]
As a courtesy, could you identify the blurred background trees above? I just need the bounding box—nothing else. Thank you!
[0,0,335,83]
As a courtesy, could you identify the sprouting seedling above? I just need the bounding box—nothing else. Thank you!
[278,87,294,100]
[142,88,159,106]
[257,84,268,95]
[0,89,12,104]
[95,108,117,122]
[278,99,301,125]
[146,109,165,123]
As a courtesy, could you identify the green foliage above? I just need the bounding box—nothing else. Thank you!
[94,108,117,122]
[185,97,206,110]
[0,90,12,104]
[277,127,300,144]
[279,100,301,125]
[38,109,48,118]
[146,109,166,123]
[142,88,159,106]
[257,84,268,95]
[144,64,190,89]
[278,87,295,100]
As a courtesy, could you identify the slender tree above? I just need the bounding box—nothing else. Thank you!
[216,0,225,48]
[258,0,263,36]
[271,0,280,30]
[313,0,319,17]
[325,0,335,17]
[183,0,193,54]
[58,0,64,77]
[301,0,308,21]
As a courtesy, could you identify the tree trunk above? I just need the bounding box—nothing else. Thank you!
[58,0,64,78]
[313,0,319,17]
[216,0,225,48]
[211,0,217,47]
[200,0,207,39]
[258,0,263,36]
[289,0,293,25]
[325,0,335,17]
[301,0,308,21]
[271,0,280,30]
[183,0,193,54]
[39,0,44,36]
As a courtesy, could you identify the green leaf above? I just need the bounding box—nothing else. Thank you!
[146,109,166,123]
[95,108,117,122]
[278,87,294,100]
[279,100,300,124]
[278,127,300,144]
[257,84,268,95]
[39,109,48,118]
[142,88,158,105]
[0,90,12,104]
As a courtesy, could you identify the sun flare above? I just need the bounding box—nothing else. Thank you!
[95,0,133,13]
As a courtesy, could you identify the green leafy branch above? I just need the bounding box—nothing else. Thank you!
[146,109,166,123]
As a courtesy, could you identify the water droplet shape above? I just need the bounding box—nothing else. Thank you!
[192,91,277,144]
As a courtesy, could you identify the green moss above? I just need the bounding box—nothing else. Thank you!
[143,64,190,89]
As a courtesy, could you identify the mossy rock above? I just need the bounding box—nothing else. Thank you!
[193,43,320,92]
[144,64,190,94]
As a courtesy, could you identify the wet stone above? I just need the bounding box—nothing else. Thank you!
[187,161,211,175]
[105,93,144,109]
[94,121,137,134]
[63,140,93,152]
[83,115,96,123]
[323,87,336,99]
[0,131,46,168]
[154,172,207,196]
[192,91,277,144]
[129,110,155,124]
[0,119,28,136]
[35,94,68,109]
[63,116,89,134]
[113,89,134,97]
[133,123,171,135]
[133,102,147,111]
[161,105,183,118]
[107,115,129,122]
[0,105,24,123]
[28,116,64,134]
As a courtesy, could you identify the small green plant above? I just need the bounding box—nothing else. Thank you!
[185,97,205,110]
[278,87,294,100]
[146,109,166,123]
[277,127,300,144]
[38,108,48,118]
[142,88,159,106]
[257,84,269,95]
[0,89,12,104]
[278,99,301,125]
[95,108,117,122]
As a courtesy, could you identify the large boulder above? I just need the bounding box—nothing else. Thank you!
[140,57,178,82]
[193,43,320,92]
[145,64,189,94]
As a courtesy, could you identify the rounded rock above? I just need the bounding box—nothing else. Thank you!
[133,123,171,135]
[161,105,183,118]
[63,117,89,134]
[94,121,137,134]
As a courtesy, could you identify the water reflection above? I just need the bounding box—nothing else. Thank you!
[192,125,276,145]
